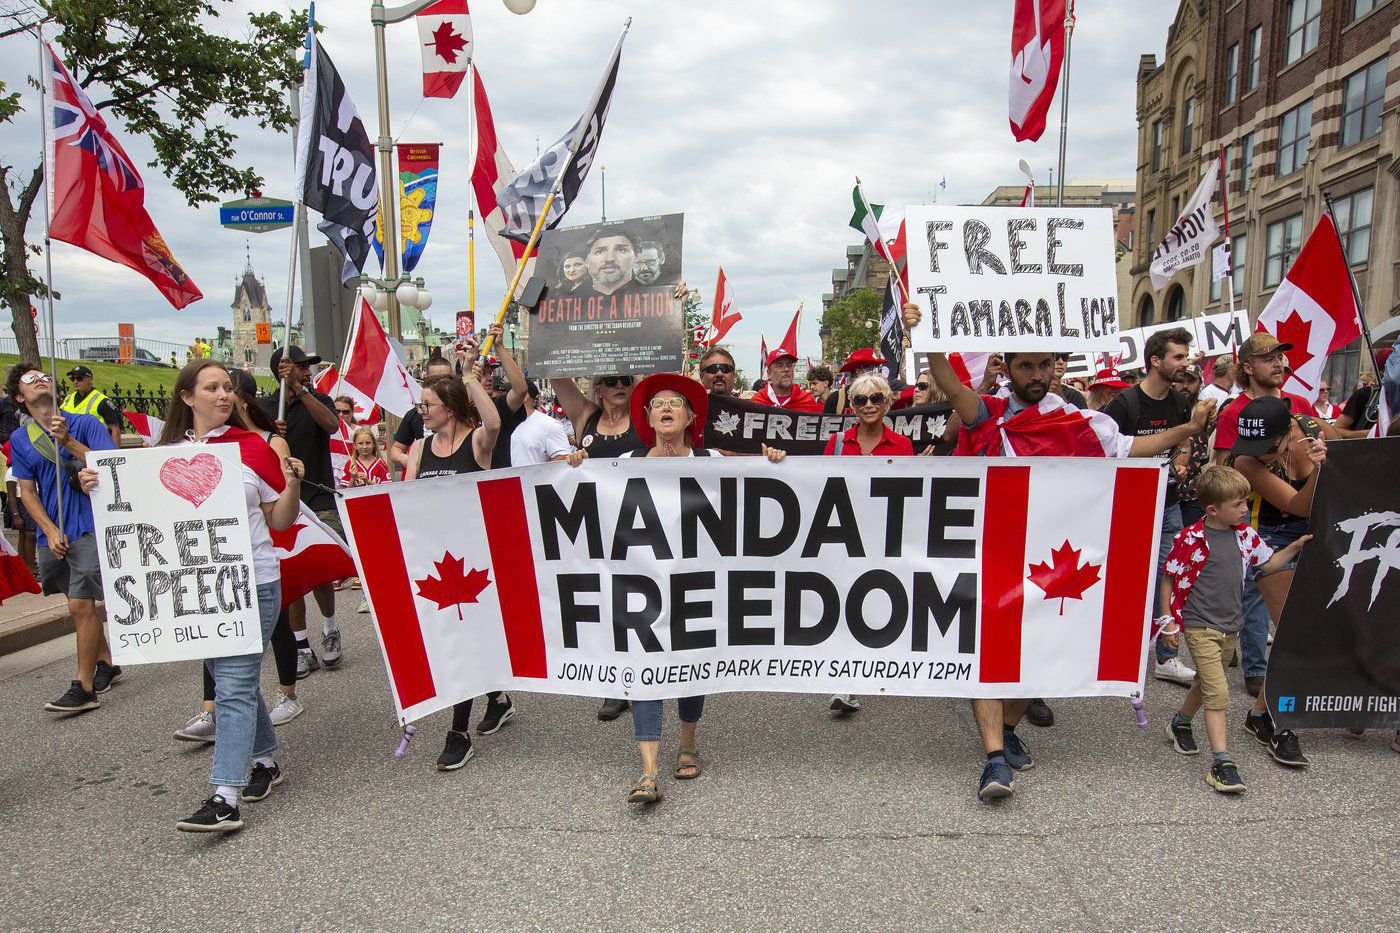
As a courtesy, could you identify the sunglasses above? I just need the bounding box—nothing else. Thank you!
[336,408,354,416]
[19,372,52,385]
[600,376,633,388]
[701,363,735,375]
[648,397,687,411]
[851,392,887,408]
[915,382,930,391]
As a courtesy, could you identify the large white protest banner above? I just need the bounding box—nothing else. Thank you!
[906,206,1121,353]
[339,457,1166,723]
[87,445,263,665]
[1061,307,1249,378]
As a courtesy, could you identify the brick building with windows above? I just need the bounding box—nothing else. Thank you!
[1134,0,1399,388]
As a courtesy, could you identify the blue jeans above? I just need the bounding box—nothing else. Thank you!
[207,581,281,788]
[1240,521,1307,678]
[1155,502,1184,664]
[631,696,705,743]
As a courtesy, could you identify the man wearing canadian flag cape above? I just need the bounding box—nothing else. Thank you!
[908,303,1217,799]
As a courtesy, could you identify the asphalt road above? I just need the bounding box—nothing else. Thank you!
[2,592,1398,932]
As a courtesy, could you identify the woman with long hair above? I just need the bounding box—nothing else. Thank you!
[402,366,509,769]
[558,248,588,293]
[344,427,392,487]
[83,360,304,832]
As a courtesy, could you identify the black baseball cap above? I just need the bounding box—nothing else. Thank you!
[67,365,93,379]
[1231,396,1291,457]
[269,345,321,370]
[229,368,258,396]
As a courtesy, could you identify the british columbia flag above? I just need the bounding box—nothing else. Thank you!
[43,43,202,309]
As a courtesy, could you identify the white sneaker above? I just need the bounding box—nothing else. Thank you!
[1154,657,1196,686]
[174,710,216,743]
[829,694,861,713]
[357,597,370,614]
[296,646,320,679]
[321,629,343,667]
[269,693,303,726]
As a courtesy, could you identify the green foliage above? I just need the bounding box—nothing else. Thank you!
[820,288,883,362]
[0,80,21,123]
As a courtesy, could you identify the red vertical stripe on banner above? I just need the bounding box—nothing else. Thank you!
[1098,466,1161,681]
[478,476,548,679]
[980,466,1031,683]
[342,495,437,710]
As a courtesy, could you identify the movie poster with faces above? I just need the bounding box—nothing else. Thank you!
[530,213,684,378]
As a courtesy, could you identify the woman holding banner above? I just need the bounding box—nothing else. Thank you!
[81,361,306,833]
[402,366,507,770]
[566,373,784,803]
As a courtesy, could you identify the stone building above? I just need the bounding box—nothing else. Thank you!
[1135,0,1399,388]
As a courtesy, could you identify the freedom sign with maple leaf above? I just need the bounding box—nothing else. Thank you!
[415,552,493,620]
[1026,540,1102,615]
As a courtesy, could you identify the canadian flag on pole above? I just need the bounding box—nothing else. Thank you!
[1254,214,1362,403]
[703,268,742,347]
[417,0,472,99]
[468,66,535,294]
[121,410,164,447]
[270,505,358,610]
[313,364,381,426]
[949,352,994,390]
[1008,0,1068,142]
[341,298,422,417]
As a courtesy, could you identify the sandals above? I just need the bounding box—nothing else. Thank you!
[675,746,702,780]
[627,772,661,804]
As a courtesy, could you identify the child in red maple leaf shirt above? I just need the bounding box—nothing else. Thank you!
[1157,466,1309,793]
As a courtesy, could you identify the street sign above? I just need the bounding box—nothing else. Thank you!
[220,196,295,233]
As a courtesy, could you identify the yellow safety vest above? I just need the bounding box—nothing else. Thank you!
[61,388,111,418]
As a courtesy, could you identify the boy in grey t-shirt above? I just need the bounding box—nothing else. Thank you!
[1157,466,1309,793]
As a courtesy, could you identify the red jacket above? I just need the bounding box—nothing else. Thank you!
[1162,519,1274,628]
[824,424,914,456]
[752,384,823,412]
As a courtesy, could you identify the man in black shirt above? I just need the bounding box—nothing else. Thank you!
[391,355,456,469]
[1102,327,1195,687]
[264,345,345,674]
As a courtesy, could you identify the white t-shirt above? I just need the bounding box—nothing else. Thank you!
[1199,382,1236,407]
[511,409,573,466]
[171,431,282,586]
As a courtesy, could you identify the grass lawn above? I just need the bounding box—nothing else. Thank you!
[0,354,281,401]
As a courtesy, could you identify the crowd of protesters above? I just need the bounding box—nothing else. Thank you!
[4,297,1398,833]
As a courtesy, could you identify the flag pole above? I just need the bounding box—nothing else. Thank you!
[481,17,631,358]
[280,4,314,421]
[33,24,64,540]
[1054,1,1077,208]
[1321,190,1380,391]
[1219,145,1239,328]
[467,62,477,322]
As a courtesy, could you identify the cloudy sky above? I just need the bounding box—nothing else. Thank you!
[0,0,1178,373]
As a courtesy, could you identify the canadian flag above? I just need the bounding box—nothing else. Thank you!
[1254,214,1362,403]
[122,410,164,447]
[1008,0,1068,142]
[949,352,994,390]
[0,533,40,605]
[469,66,535,295]
[417,0,472,99]
[768,305,802,366]
[313,364,381,426]
[270,504,358,610]
[703,267,743,347]
[342,298,421,417]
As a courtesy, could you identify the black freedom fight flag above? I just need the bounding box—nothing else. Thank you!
[705,393,953,456]
[1268,437,1400,730]
[495,24,625,243]
[879,278,905,382]
[294,35,378,281]
[338,456,1166,723]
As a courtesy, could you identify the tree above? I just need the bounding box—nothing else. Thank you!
[0,1,308,365]
[820,287,882,363]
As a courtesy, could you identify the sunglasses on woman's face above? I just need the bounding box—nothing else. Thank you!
[915,382,930,391]
[701,363,735,375]
[600,376,633,388]
[336,408,354,417]
[852,392,887,408]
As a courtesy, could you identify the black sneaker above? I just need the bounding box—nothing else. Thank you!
[176,795,244,832]
[436,731,474,771]
[977,756,1015,800]
[1167,717,1199,755]
[241,762,285,802]
[1001,727,1035,771]
[1244,712,1274,746]
[1025,698,1054,728]
[92,661,123,694]
[44,681,100,714]
[597,698,629,721]
[1268,729,1310,767]
[1206,759,1246,794]
[476,694,516,736]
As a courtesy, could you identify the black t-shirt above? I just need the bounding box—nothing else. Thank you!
[395,408,425,448]
[491,395,528,469]
[1102,385,1190,508]
[263,389,335,511]
[1058,385,1088,409]
[1341,385,1379,432]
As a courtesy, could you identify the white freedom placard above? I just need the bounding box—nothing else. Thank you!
[906,206,1120,352]
[339,456,1166,723]
[87,444,263,665]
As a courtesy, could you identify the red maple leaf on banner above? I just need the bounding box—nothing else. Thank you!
[429,22,469,63]
[1272,311,1315,388]
[415,552,492,620]
[1026,541,1102,615]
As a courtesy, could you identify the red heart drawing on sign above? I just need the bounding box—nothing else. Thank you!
[159,453,224,508]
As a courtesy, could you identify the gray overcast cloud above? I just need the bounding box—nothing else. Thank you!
[0,0,1177,371]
